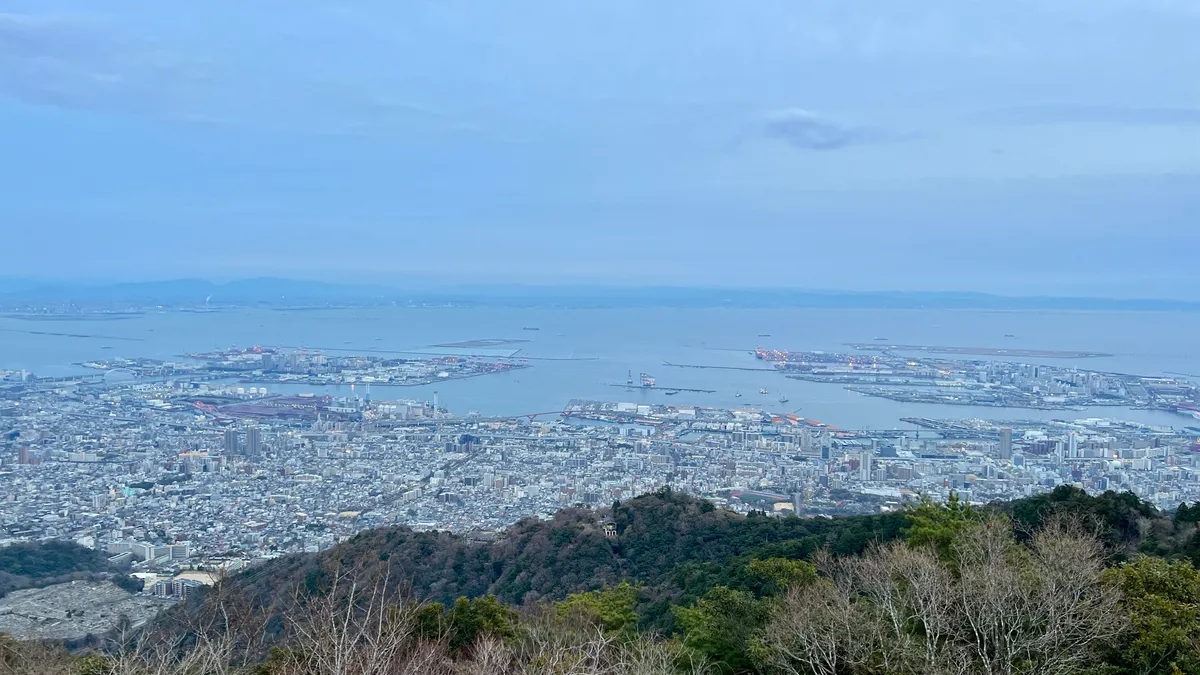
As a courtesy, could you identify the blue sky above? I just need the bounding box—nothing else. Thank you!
[2,1,1199,297]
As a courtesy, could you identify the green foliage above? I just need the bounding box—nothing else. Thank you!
[904,492,982,562]
[414,601,446,640]
[211,487,1200,673]
[232,490,907,622]
[556,581,640,634]
[445,595,519,652]
[0,540,108,578]
[1175,502,1200,524]
[406,596,520,652]
[0,540,119,599]
[674,586,769,673]
[74,654,112,675]
[19,489,1200,675]
[1002,485,1157,554]
[745,558,817,595]
[1105,555,1200,675]
[111,573,143,595]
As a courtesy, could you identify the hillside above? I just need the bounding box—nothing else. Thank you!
[11,486,1200,674]
[227,484,1200,638]
[232,489,905,619]
[0,540,137,599]
[228,485,1200,625]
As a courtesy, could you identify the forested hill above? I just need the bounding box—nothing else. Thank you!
[229,485,1199,624]
[0,540,139,598]
[233,488,906,611]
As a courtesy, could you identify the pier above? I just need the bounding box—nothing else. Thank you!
[662,361,774,372]
[608,384,717,394]
[846,343,1112,359]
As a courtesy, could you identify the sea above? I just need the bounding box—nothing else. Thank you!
[2,307,1198,431]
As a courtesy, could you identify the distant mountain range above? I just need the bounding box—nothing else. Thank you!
[0,277,1197,311]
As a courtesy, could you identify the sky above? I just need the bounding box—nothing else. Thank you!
[2,1,1199,298]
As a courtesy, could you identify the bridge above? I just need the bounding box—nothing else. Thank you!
[34,373,106,384]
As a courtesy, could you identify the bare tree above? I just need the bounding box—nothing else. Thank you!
[756,578,864,675]
[0,635,76,675]
[100,567,274,675]
[952,517,1124,675]
[453,619,708,675]
[849,542,971,675]
[953,519,1034,675]
[758,518,1124,675]
[1022,517,1126,675]
[269,567,451,675]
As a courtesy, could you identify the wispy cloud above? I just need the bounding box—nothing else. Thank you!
[762,108,900,151]
[0,12,206,115]
[0,12,484,139]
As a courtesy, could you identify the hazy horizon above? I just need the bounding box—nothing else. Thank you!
[3,1,1199,298]
[4,276,1200,311]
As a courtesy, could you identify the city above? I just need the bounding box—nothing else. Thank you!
[4,342,1200,638]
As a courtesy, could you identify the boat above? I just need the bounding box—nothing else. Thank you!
[734,392,742,398]
[1004,334,1017,338]
[100,346,113,350]
[779,396,789,404]
[759,388,769,395]
[522,327,540,331]
[758,333,771,337]
[664,390,679,396]
[874,337,889,341]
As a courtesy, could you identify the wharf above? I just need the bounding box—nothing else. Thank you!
[662,361,774,372]
[846,343,1112,359]
[609,384,717,394]
[273,344,598,361]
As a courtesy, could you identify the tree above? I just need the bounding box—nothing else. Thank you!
[1174,502,1200,531]
[951,517,1124,675]
[757,517,1124,675]
[556,582,640,635]
[446,595,519,652]
[843,542,966,674]
[745,558,817,595]
[0,634,76,675]
[675,586,768,673]
[752,578,866,675]
[1105,555,1200,675]
[903,492,981,564]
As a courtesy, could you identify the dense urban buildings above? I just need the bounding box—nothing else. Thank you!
[4,347,1199,581]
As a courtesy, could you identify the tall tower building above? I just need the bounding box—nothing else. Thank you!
[1067,432,1079,459]
[245,426,261,457]
[18,446,30,465]
[999,428,1013,460]
[859,451,873,481]
[223,428,239,455]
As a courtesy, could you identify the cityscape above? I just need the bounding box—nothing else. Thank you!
[3,335,1200,638]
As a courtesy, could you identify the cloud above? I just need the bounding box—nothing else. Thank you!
[0,12,204,114]
[762,109,884,151]
[976,105,1200,127]
[0,12,491,139]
